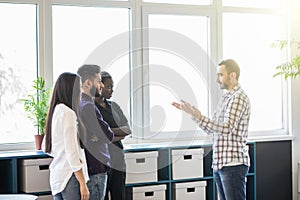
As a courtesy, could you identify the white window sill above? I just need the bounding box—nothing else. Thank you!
[123,132,294,149]
[0,133,294,152]
[0,142,35,152]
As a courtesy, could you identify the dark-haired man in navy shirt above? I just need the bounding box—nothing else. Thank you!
[77,64,114,200]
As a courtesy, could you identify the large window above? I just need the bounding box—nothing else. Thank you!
[139,1,288,138]
[144,12,211,137]
[0,0,291,149]
[52,5,131,120]
[0,3,37,144]
[52,6,130,80]
[222,12,287,133]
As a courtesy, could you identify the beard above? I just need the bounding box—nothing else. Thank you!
[218,79,230,90]
[219,84,227,90]
[90,85,98,97]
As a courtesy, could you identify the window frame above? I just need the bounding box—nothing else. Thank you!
[0,0,293,151]
[140,5,218,140]
[0,0,40,148]
[218,4,290,137]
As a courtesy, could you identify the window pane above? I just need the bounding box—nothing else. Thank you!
[0,3,37,144]
[148,14,210,133]
[52,6,131,119]
[223,13,286,132]
[143,0,211,5]
[223,0,285,9]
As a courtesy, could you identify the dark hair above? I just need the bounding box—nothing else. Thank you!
[77,64,101,83]
[44,72,83,153]
[101,71,112,83]
[218,59,240,80]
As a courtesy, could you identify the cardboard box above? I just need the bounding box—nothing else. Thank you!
[19,158,53,193]
[125,151,158,184]
[133,184,166,200]
[174,181,206,200]
[172,148,204,180]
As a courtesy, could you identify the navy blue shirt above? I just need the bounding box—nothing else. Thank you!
[79,93,114,175]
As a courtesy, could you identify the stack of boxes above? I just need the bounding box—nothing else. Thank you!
[125,148,206,200]
[172,148,206,200]
[125,151,166,200]
[18,148,207,200]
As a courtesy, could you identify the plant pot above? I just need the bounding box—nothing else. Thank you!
[34,135,44,150]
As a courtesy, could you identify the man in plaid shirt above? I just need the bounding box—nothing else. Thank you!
[172,59,251,200]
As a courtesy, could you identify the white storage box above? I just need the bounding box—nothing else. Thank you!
[133,184,166,200]
[19,158,53,193]
[174,181,206,200]
[125,151,158,184]
[172,148,204,180]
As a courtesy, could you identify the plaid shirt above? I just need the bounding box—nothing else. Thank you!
[193,84,251,171]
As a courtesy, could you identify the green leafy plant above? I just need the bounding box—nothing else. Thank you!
[22,77,51,135]
[272,40,300,79]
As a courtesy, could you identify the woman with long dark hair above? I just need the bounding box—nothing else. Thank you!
[44,72,89,200]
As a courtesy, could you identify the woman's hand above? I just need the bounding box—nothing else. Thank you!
[80,183,90,200]
[74,169,90,200]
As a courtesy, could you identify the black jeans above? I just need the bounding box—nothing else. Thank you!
[104,168,126,200]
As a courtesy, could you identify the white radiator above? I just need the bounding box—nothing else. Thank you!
[298,162,300,193]
[298,162,300,200]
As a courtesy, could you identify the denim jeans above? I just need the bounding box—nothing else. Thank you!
[214,164,249,200]
[53,174,81,200]
[87,173,108,200]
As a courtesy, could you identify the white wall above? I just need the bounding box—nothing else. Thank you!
[291,80,300,200]
[290,0,300,199]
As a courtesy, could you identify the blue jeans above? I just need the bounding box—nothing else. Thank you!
[214,164,249,200]
[87,173,108,200]
[53,174,81,200]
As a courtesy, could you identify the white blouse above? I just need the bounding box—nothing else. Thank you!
[48,103,89,195]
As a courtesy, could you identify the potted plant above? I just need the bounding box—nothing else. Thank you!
[22,77,51,150]
[272,40,300,79]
